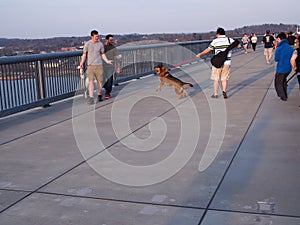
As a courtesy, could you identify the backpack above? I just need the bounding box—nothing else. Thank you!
[210,39,239,68]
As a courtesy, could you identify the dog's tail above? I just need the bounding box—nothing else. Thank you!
[183,83,193,87]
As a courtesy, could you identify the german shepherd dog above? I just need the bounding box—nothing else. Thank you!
[154,64,193,99]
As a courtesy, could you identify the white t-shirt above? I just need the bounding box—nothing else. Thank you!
[209,35,234,65]
[251,36,258,43]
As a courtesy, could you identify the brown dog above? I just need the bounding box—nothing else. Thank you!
[154,64,193,99]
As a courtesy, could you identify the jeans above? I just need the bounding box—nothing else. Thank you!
[103,66,115,94]
[103,75,113,94]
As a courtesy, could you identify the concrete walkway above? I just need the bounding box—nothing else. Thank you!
[0,47,299,225]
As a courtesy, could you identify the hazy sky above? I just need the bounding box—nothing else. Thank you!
[0,0,299,39]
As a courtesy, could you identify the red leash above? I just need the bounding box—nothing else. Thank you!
[169,56,197,69]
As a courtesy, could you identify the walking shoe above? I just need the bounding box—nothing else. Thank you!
[97,95,103,102]
[280,97,287,101]
[87,97,94,105]
[211,94,218,99]
[222,91,228,99]
[104,93,110,99]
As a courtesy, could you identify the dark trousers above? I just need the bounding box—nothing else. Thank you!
[251,43,257,51]
[103,75,113,94]
[274,72,289,100]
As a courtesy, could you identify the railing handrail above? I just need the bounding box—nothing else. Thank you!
[0,39,212,64]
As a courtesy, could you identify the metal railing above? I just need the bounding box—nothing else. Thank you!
[0,38,242,117]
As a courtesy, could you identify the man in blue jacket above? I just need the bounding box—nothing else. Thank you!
[274,32,294,101]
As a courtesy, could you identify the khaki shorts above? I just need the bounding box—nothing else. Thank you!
[211,64,230,81]
[87,65,103,82]
[264,48,273,56]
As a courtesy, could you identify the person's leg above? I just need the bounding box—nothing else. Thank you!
[274,73,287,100]
[213,80,219,96]
[268,48,273,62]
[104,75,113,94]
[86,66,95,99]
[211,67,221,97]
[95,65,103,102]
[243,43,247,53]
[220,64,230,98]
[97,80,102,96]
[222,80,228,92]
[283,73,289,98]
[264,49,269,62]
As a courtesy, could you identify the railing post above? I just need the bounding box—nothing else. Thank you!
[133,51,138,75]
[35,60,47,102]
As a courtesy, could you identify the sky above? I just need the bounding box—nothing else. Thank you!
[0,0,299,39]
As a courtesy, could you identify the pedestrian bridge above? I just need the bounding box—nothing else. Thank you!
[0,46,299,225]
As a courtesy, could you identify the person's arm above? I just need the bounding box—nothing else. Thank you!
[114,49,121,73]
[80,52,87,68]
[115,55,121,73]
[290,52,298,72]
[196,48,212,58]
[101,52,113,64]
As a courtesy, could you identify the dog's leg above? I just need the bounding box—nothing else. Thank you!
[175,86,187,99]
[156,84,162,92]
[156,81,164,92]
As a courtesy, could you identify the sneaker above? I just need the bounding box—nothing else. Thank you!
[87,97,94,105]
[104,93,110,99]
[222,91,228,99]
[280,97,287,101]
[211,94,218,99]
[97,95,103,102]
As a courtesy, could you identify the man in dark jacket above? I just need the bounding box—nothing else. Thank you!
[274,32,294,101]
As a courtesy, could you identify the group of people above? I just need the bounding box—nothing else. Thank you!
[80,28,300,105]
[196,28,300,103]
[79,30,121,105]
[261,29,299,101]
[241,33,258,54]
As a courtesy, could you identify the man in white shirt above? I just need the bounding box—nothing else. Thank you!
[196,27,239,99]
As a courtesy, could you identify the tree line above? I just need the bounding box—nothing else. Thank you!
[0,23,298,57]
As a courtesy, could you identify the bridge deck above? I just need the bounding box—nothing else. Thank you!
[0,47,299,225]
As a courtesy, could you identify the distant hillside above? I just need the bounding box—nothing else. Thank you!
[227,23,299,36]
[0,23,298,56]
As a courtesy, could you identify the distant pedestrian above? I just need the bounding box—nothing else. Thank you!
[79,30,113,105]
[103,34,121,99]
[262,30,275,64]
[287,31,296,48]
[274,32,293,101]
[272,33,279,49]
[290,36,300,88]
[241,33,250,53]
[250,33,258,52]
[196,27,239,99]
